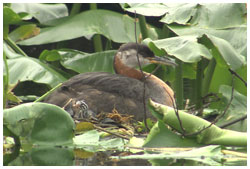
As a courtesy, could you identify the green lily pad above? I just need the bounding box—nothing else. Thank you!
[73,130,125,152]
[3,102,75,146]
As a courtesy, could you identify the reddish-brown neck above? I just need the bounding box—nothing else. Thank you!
[114,55,144,80]
[114,54,175,107]
[144,72,175,106]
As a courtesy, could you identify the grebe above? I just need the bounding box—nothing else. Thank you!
[44,43,176,120]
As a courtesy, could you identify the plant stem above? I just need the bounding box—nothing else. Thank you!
[195,59,205,115]
[90,3,103,52]
[90,3,97,9]
[70,3,81,16]
[5,37,27,56]
[174,59,184,109]
[210,129,247,146]
[161,25,170,39]
[92,34,103,52]
[138,15,148,40]
[202,58,216,96]
[3,52,9,108]
[34,83,62,102]
[105,39,112,50]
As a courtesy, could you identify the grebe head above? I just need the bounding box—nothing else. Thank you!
[114,43,177,71]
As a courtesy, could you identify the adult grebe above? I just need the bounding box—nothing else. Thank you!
[44,43,176,120]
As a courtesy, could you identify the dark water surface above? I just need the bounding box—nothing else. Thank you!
[4,145,247,166]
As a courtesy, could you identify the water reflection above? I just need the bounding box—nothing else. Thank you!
[5,146,74,166]
[4,146,246,166]
[74,151,150,166]
[4,146,150,166]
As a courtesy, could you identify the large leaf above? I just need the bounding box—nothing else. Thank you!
[3,103,75,145]
[122,3,169,16]
[39,49,116,73]
[122,3,199,24]
[191,3,246,28]
[3,6,22,25]
[59,49,116,73]
[144,33,245,71]
[233,65,247,95]
[3,6,22,39]
[207,64,247,96]
[198,34,246,71]
[6,56,67,87]
[197,32,246,96]
[123,3,246,29]
[159,3,198,24]
[204,35,245,70]
[143,36,212,63]
[143,121,202,148]
[215,85,247,132]
[168,25,247,56]
[9,24,40,42]
[162,4,246,94]
[3,42,23,59]
[163,4,247,57]
[161,3,246,28]
[17,9,140,45]
[10,3,68,24]
[4,41,68,87]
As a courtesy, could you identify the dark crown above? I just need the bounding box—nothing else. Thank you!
[118,43,155,58]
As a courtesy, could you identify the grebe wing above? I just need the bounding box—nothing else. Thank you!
[44,72,148,120]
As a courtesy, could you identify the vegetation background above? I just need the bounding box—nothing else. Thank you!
[3,3,247,166]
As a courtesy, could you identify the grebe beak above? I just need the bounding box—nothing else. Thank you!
[147,56,178,67]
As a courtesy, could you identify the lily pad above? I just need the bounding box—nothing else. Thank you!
[3,102,75,146]
[73,130,125,152]
[113,145,225,166]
